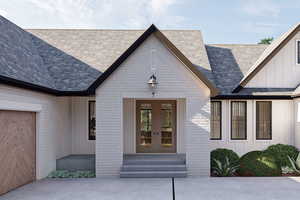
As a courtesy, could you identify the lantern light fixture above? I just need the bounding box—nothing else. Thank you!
[147,74,158,96]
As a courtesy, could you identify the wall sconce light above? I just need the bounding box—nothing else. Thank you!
[147,74,158,96]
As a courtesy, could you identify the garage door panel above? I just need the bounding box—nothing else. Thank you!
[0,110,36,195]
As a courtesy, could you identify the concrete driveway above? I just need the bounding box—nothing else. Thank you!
[1,177,300,200]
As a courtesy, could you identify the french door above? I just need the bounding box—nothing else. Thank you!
[136,100,176,153]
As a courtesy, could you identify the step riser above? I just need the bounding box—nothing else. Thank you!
[123,160,185,165]
[120,173,187,178]
[122,166,186,171]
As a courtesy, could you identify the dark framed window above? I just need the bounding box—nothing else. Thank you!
[210,101,222,140]
[256,101,272,140]
[88,101,96,140]
[231,101,247,140]
[297,41,300,64]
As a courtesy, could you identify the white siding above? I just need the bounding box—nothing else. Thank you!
[71,97,95,154]
[96,35,211,176]
[177,99,186,154]
[0,85,72,179]
[123,98,135,154]
[294,98,300,149]
[210,100,295,156]
[246,31,300,88]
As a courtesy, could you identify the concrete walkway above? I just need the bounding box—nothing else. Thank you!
[1,177,300,200]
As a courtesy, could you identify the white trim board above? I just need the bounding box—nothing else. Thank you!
[0,100,42,112]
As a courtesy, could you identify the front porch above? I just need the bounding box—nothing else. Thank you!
[55,154,187,178]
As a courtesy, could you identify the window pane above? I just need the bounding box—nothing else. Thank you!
[231,102,246,140]
[211,101,221,139]
[88,101,96,140]
[140,104,152,145]
[161,103,173,146]
[256,101,272,139]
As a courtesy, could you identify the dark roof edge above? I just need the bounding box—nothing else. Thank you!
[0,75,91,96]
[212,95,293,100]
[88,24,158,91]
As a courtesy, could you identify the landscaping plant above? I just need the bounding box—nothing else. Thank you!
[264,144,299,168]
[211,148,239,172]
[212,157,239,177]
[288,153,300,175]
[48,170,96,178]
[238,151,281,176]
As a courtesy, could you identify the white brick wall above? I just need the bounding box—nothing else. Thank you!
[0,84,72,179]
[96,35,211,176]
[71,97,95,154]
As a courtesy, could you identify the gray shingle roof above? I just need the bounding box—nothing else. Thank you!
[0,16,55,89]
[26,29,212,74]
[0,15,282,96]
[0,14,215,93]
[206,44,268,95]
[0,15,101,92]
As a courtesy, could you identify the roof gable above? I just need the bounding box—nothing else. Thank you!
[88,24,218,96]
[233,23,300,93]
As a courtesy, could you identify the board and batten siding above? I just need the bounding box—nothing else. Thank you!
[123,98,186,154]
[0,84,72,179]
[210,100,295,155]
[246,31,300,88]
[96,35,211,176]
[71,97,95,154]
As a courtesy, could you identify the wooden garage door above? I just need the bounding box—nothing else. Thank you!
[0,110,36,195]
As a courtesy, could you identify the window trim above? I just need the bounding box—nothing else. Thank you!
[210,101,222,140]
[256,101,272,140]
[88,100,96,140]
[231,101,247,140]
[296,40,300,65]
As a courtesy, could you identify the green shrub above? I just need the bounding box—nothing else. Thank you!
[288,153,300,175]
[238,151,281,176]
[47,170,96,178]
[211,148,239,172]
[264,144,299,167]
[212,157,239,177]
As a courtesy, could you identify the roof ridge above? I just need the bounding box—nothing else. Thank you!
[26,28,200,32]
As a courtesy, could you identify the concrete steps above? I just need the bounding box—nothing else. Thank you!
[120,154,187,178]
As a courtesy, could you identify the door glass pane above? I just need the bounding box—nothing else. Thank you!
[161,103,173,146]
[140,104,152,145]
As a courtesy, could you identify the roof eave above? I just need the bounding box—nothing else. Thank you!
[233,23,300,93]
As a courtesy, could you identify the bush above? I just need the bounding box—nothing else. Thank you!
[47,170,96,178]
[212,157,239,177]
[264,144,299,168]
[238,151,281,176]
[211,148,239,172]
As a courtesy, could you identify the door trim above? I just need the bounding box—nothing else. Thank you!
[135,100,177,153]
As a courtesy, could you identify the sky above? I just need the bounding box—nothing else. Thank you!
[0,0,299,44]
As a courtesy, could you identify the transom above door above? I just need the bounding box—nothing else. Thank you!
[136,100,176,153]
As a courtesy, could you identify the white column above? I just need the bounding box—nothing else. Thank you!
[185,97,210,176]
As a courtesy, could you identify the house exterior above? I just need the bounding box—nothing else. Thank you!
[1,15,300,192]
